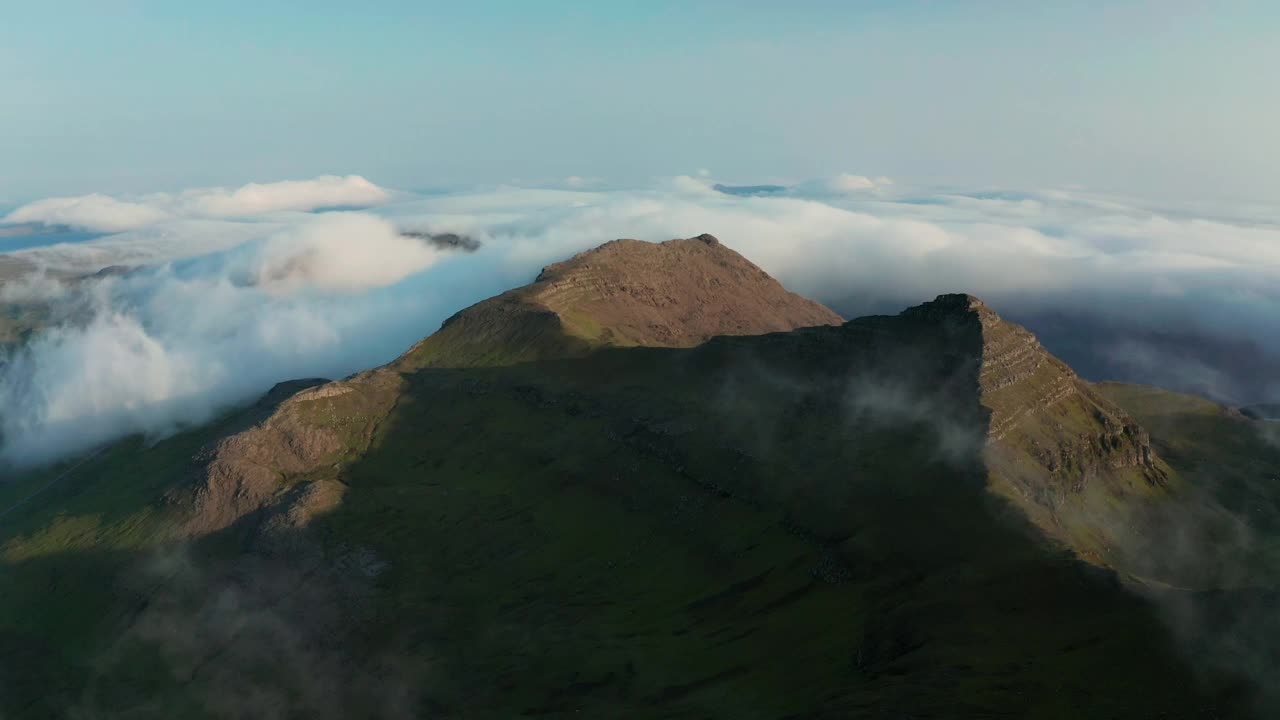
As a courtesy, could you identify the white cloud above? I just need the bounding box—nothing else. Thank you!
[0,270,68,303]
[792,173,892,196]
[175,174,389,217]
[2,175,389,233]
[562,176,603,189]
[0,212,462,465]
[4,194,170,233]
[664,175,720,196]
[233,213,442,293]
[826,174,876,192]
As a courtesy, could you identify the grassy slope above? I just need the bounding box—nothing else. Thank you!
[1099,383,1280,567]
[1097,383,1280,711]
[0,430,215,717]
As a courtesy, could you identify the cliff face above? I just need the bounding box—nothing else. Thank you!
[920,295,1173,565]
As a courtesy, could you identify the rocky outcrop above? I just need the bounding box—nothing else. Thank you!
[909,296,1169,562]
[892,294,1171,563]
[175,371,401,537]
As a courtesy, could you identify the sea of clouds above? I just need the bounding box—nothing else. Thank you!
[2,172,1279,467]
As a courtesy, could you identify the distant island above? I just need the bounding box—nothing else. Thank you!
[712,183,789,196]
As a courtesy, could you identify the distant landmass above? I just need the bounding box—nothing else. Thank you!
[0,222,65,238]
[712,183,789,196]
[399,230,482,252]
[1242,403,1280,420]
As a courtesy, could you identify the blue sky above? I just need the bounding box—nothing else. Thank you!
[3,1,1276,203]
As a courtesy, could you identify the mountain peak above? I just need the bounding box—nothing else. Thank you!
[400,234,842,369]
[831,292,1169,564]
[926,292,985,308]
[901,293,995,323]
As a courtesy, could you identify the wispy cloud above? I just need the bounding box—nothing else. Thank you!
[0,210,459,465]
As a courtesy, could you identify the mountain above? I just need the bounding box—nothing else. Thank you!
[960,295,1177,569]
[0,236,1272,718]
[398,234,842,369]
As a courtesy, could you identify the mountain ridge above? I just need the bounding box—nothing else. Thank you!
[178,286,1172,579]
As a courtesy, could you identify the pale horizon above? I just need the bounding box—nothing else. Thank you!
[4,2,1278,205]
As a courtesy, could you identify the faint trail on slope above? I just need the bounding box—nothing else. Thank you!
[0,447,104,524]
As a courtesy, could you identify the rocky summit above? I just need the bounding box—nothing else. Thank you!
[397,234,843,369]
[0,236,1275,718]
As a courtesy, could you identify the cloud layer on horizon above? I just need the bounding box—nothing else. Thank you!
[3,172,1280,466]
[3,175,389,233]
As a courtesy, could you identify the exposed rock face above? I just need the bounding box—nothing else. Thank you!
[397,234,843,369]
[176,372,401,537]
[907,295,1170,563]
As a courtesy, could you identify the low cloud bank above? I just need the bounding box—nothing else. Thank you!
[0,211,470,465]
[4,172,1280,465]
[229,213,439,293]
[3,175,389,233]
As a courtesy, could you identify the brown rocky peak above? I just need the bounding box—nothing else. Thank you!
[400,234,843,369]
[900,293,997,326]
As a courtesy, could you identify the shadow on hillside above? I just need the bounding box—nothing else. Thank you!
[302,316,1254,716]
[0,320,1265,717]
